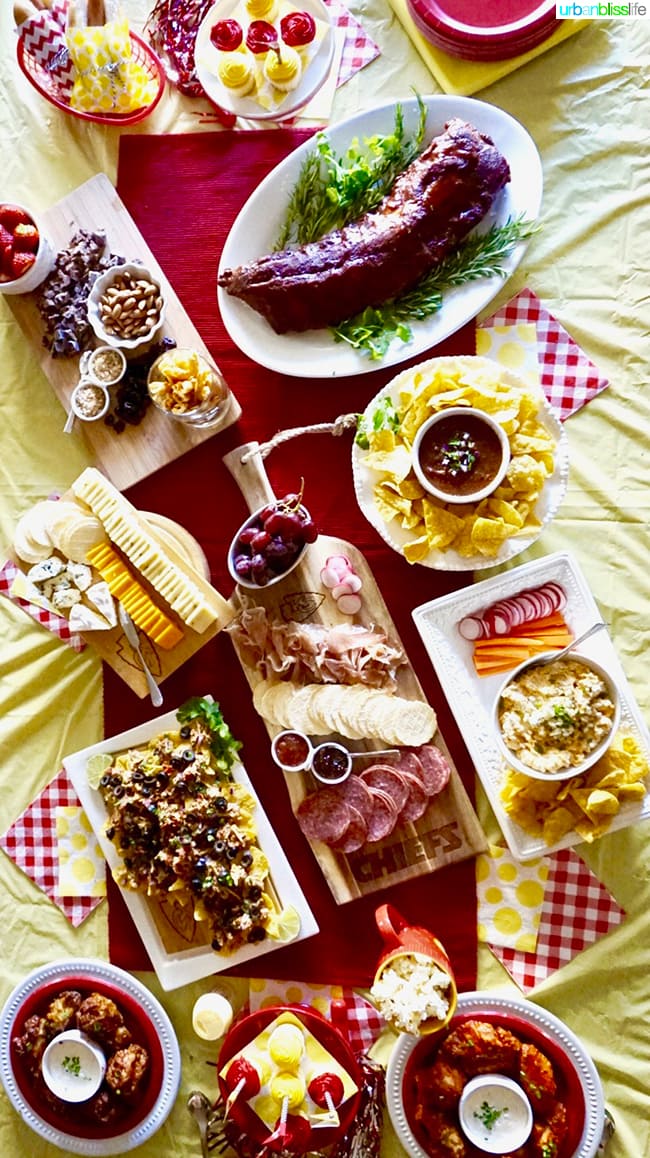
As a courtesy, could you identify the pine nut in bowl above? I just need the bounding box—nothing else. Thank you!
[87,262,167,352]
[80,345,127,386]
[412,406,511,505]
[493,652,621,781]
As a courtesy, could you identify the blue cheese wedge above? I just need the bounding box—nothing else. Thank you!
[27,556,66,584]
[66,562,93,591]
[51,585,82,610]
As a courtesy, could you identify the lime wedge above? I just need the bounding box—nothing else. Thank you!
[269,904,302,943]
[86,752,113,789]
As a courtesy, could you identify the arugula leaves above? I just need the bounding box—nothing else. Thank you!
[355,396,401,449]
[176,697,242,776]
[275,96,427,250]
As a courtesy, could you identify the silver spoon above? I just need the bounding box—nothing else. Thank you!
[534,621,607,667]
[187,1090,211,1158]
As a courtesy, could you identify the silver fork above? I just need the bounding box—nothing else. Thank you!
[117,602,163,707]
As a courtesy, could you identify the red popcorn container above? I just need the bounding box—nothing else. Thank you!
[372,903,458,1034]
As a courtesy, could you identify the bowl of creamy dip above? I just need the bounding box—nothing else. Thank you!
[459,1073,533,1153]
[42,1029,106,1103]
[493,652,620,780]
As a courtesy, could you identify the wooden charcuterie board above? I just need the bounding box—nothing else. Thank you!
[6,173,241,492]
[224,443,487,904]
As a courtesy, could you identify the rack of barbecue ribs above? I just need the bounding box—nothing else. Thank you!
[218,118,511,334]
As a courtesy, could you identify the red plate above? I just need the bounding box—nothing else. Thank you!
[402,1007,586,1158]
[406,0,559,61]
[9,974,165,1141]
[217,1004,363,1152]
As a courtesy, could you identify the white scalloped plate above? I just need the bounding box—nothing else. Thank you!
[412,550,650,858]
[217,95,542,377]
[352,356,569,572]
[386,991,605,1158]
[0,958,180,1155]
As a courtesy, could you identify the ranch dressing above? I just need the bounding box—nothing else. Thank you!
[459,1075,532,1153]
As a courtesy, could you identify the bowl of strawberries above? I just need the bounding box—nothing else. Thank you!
[0,201,55,294]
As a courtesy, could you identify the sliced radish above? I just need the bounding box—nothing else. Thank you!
[325,554,352,579]
[332,576,363,599]
[320,566,342,588]
[337,593,362,615]
[458,615,486,640]
[540,582,567,611]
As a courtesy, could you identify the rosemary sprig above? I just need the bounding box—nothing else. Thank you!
[333,215,540,359]
[275,95,427,249]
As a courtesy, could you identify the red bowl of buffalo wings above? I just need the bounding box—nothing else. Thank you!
[400,1009,588,1158]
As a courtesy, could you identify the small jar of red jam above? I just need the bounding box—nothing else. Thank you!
[311,742,352,785]
[271,730,313,772]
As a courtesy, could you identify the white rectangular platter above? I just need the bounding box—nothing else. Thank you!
[64,701,319,990]
[412,550,650,860]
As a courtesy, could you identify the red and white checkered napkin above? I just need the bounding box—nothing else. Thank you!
[17,0,75,97]
[481,288,610,422]
[323,0,381,87]
[0,560,86,653]
[248,978,384,1056]
[489,848,625,993]
[0,768,103,928]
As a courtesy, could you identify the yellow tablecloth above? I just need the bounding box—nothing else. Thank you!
[1,4,649,1155]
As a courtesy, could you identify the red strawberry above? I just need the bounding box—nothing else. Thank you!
[1,243,15,276]
[0,225,13,251]
[10,250,35,280]
[0,204,31,232]
[13,223,40,252]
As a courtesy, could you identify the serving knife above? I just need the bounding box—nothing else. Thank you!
[117,602,163,707]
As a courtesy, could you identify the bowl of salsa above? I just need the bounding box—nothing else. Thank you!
[412,406,510,505]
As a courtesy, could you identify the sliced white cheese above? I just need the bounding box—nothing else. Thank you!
[85,581,117,627]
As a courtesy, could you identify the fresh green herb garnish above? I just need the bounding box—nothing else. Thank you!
[474,1099,507,1130]
[333,215,540,359]
[176,698,242,776]
[62,1055,82,1077]
[355,395,401,449]
[442,433,477,476]
[275,95,427,249]
[553,704,574,728]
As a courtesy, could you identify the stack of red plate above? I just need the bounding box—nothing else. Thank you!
[406,0,559,61]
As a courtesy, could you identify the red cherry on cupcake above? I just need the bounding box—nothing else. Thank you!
[210,18,244,50]
[246,19,279,53]
[280,10,316,47]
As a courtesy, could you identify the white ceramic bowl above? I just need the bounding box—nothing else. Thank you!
[0,203,55,295]
[459,1073,533,1153]
[87,262,167,352]
[70,379,110,423]
[227,501,312,589]
[41,1029,106,1103]
[271,730,313,773]
[80,345,127,386]
[493,651,621,781]
[412,406,511,505]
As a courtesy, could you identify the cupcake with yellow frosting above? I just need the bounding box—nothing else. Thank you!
[245,0,279,19]
[263,43,302,92]
[218,49,257,97]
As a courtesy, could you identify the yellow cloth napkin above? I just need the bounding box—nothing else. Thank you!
[476,843,549,952]
[56,805,106,898]
[387,0,589,96]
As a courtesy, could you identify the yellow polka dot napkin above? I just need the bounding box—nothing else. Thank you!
[476,322,539,383]
[247,978,384,1056]
[476,843,548,952]
[56,805,106,898]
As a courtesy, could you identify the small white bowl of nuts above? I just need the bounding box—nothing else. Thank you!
[87,262,167,352]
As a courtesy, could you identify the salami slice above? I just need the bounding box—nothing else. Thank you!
[393,751,424,781]
[366,788,399,842]
[360,764,409,812]
[296,789,350,844]
[411,745,452,797]
[398,770,428,822]
[337,774,374,825]
[331,804,368,853]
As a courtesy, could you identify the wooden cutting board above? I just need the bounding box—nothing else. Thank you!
[6,173,241,492]
[224,442,487,904]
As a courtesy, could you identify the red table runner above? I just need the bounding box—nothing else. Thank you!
[109,130,479,989]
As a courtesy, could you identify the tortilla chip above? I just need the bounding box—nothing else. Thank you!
[403,535,432,563]
[363,446,413,482]
[422,502,464,549]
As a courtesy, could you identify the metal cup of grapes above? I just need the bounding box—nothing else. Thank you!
[228,492,318,589]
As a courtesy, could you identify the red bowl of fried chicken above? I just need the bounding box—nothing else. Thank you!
[8,969,165,1141]
[387,994,606,1158]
